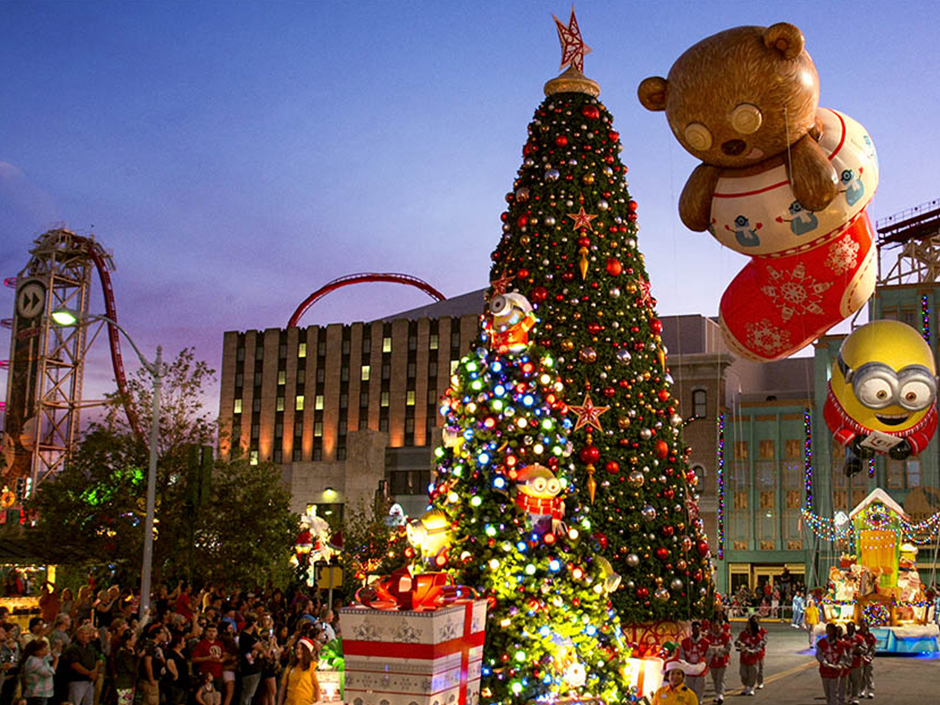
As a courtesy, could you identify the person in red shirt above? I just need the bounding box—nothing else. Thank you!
[816,623,845,705]
[191,625,225,692]
[735,616,762,696]
[754,617,768,690]
[858,621,876,699]
[707,617,732,704]
[679,621,710,703]
[174,583,194,623]
[843,622,864,705]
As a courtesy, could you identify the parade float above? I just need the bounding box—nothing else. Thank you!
[802,489,939,653]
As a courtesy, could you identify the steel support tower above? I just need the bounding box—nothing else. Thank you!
[2,228,108,494]
[877,199,940,285]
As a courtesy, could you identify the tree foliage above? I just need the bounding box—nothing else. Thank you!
[25,348,297,585]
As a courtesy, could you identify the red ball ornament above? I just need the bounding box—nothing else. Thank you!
[636,587,649,599]
[517,268,529,279]
[662,525,675,537]
[655,547,670,561]
[604,460,620,474]
[606,257,622,276]
[577,236,592,248]
[650,318,663,334]
[593,532,608,549]
[608,131,620,142]
[530,286,548,303]
[663,488,675,500]
[581,105,600,120]
[655,440,669,459]
[555,135,569,147]
[628,200,639,212]
[658,389,671,402]
[517,215,528,228]
[696,540,710,557]
[579,444,600,465]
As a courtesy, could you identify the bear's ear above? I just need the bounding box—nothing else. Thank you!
[637,76,668,112]
[763,22,804,60]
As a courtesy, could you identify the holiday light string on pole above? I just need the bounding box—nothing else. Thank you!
[922,294,931,343]
[803,409,814,508]
[716,413,725,560]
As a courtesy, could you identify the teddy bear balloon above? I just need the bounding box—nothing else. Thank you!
[639,23,879,362]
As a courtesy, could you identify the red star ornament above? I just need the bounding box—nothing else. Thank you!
[553,7,592,73]
[568,392,610,432]
[567,205,597,232]
[490,269,515,296]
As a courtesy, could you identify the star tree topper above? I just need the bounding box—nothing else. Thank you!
[553,7,592,73]
[568,391,609,432]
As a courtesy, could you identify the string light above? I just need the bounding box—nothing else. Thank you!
[922,294,931,343]
[803,409,814,508]
[716,413,725,560]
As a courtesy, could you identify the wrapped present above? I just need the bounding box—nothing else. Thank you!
[623,656,664,700]
[342,570,486,705]
[316,670,343,703]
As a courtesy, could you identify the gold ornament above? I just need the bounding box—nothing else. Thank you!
[618,416,631,429]
[561,339,575,351]
[579,246,589,279]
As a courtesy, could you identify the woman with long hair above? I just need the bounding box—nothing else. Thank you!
[258,615,281,705]
[277,639,319,705]
[218,621,238,705]
[112,630,137,705]
[734,616,763,696]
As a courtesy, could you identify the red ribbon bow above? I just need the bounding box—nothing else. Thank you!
[356,568,466,611]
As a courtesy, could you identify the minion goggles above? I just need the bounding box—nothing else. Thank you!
[837,352,937,411]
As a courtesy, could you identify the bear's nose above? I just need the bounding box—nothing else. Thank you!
[721,139,746,156]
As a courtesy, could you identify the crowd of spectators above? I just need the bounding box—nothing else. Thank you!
[0,580,343,705]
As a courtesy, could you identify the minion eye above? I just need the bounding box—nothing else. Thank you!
[547,479,561,495]
[856,377,895,408]
[489,295,509,316]
[899,379,934,411]
[532,478,547,492]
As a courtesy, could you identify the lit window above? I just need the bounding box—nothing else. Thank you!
[298,342,307,358]
[315,395,324,411]
[381,392,390,407]
[233,399,242,414]
[430,334,439,350]
[250,450,259,466]
[407,391,416,406]
[450,360,459,375]
[382,337,392,353]
[295,395,304,411]
[314,422,323,438]
[276,397,284,412]
[361,365,371,381]
[277,370,286,385]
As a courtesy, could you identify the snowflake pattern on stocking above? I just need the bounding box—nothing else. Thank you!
[760,262,832,321]
[746,319,791,357]
[824,234,860,275]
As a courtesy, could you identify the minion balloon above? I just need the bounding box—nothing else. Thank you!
[824,320,938,476]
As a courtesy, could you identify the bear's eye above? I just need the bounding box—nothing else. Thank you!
[841,170,853,182]
[684,123,713,151]
[735,216,747,227]
[791,202,803,213]
[731,103,762,134]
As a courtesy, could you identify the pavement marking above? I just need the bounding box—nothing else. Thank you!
[724,660,817,696]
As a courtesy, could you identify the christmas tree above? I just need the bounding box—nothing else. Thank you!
[410,293,629,705]
[485,10,713,624]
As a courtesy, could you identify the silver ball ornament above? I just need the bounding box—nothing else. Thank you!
[626,553,640,568]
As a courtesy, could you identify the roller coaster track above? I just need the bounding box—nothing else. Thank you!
[288,272,446,328]
[76,236,145,440]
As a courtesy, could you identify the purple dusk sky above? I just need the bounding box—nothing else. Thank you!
[2,1,939,415]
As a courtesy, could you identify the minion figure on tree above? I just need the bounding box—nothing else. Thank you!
[409,291,629,705]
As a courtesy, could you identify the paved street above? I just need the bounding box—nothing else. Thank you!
[697,622,940,705]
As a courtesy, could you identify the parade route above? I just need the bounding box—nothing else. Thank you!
[701,622,940,704]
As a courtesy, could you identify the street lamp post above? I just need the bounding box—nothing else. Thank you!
[52,307,165,622]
